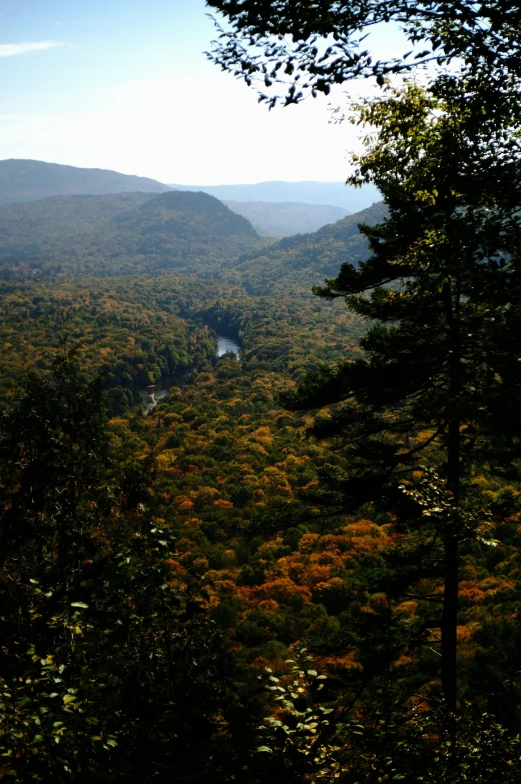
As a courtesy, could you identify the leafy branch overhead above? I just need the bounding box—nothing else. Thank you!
[206,1,521,105]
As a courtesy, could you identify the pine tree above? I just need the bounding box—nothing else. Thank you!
[282,77,521,709]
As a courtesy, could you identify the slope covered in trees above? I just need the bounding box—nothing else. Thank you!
[0,194,385,286]
[223,200,350,238]
[0,158,170,203]
[0,276,220,414]
[225,201,387,293]
[0,190,264,278]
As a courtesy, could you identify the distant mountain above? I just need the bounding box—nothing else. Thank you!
[170,181,380,212]
[0,190,262,278]
[225,201,388,294]
[0,159,170,203]
[115,191,258,237]
[108,191,260,262]
[222,200,350,237]
[0,176,387,292]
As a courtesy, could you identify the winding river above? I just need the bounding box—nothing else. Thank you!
[144,332,240,412]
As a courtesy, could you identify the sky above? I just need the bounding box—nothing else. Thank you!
[0,0,408,185]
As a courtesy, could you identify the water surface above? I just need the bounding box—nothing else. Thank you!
[217,334,241,358]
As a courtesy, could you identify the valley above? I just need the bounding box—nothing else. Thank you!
[1,157,520,783]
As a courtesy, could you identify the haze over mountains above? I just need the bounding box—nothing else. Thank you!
[0,160,378,238]
[222,200,350,237]
[0,158,386,286]
[171,180,380,211]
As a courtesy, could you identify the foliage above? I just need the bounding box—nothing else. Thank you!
[1,137,521,776]
[0,190,262,279]
[206,0,521,105]
[253,655,521,783]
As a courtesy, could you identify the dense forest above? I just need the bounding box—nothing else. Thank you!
[0,190,263,279]
[3,2,521,782]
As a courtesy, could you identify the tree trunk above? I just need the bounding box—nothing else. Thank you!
[442,408,460,710]
[441,529,458,710]
[442,281,461,711]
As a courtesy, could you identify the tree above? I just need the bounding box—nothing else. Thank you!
[282,77,521,709]
[0,346,235,783]
[206,0,521,106]
[0,340,107,576]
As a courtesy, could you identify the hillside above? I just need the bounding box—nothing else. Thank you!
[0,159,170,203]
[223,200,350,237]
[108,190,261,267]
[224,201,388,294]
[0,191,385,289]
[114,190,258,239]
[0,190,263,277]
[171,180,380,211]
[2,181,519,783]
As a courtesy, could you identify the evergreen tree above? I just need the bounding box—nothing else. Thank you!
[282,77,521,709]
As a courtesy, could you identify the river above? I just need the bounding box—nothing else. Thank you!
[217,334,241,358]
[144,332,241,412]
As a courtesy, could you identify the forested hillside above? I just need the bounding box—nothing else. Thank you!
[223,200,350,237]
[0,190,264,278]
[1,164,521,781]
[225,201,387,293]
[0,159,170,202]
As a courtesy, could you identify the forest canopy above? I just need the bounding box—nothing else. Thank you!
[2,1,521,780]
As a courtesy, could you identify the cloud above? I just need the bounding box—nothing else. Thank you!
[0,41,62,58]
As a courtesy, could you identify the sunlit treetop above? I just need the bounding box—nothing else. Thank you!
[205,1,521,105]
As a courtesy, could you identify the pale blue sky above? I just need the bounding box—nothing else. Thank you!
[0,0,408,184]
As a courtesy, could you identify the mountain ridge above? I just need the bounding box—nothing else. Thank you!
[0,190,262,277]
[170,180,380,211]
[0,159,171,203]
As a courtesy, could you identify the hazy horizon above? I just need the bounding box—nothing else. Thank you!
[1,1,409,185]
[0,157,355,187]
